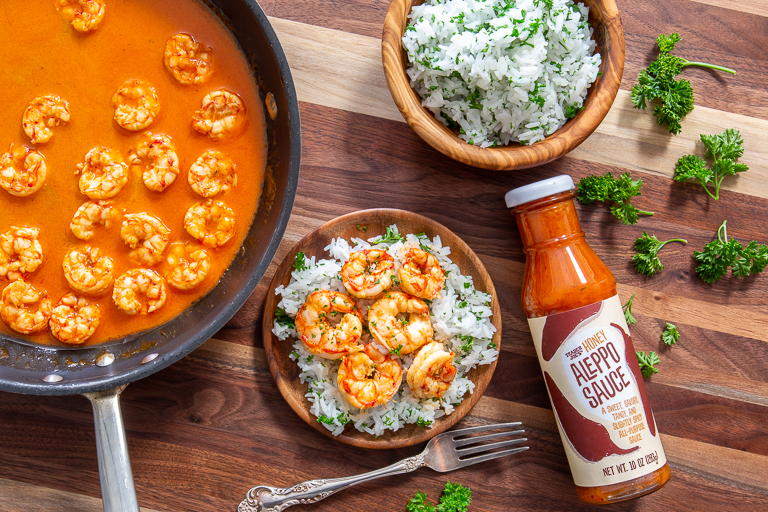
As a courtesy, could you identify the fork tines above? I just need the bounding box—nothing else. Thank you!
[452,422,529,466]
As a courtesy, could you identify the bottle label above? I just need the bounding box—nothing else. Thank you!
[528,294,667,487]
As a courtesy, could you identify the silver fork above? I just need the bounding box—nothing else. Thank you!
[238,422,528,512]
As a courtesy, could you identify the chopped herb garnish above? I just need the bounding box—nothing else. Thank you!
[292,251,308,271]
[274,307,295,328]
[373,226,405,245]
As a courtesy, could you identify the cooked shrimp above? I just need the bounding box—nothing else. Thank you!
[0,144,47,196]
[120,213,170,266]
[0,227,43,281]
[192,89,246,140]
[188,149,237,197]
[338,343,403,410]
[368,291,433,356]
[164,33,213,85]
[164,242,210,290]
[0,280,52,334]
[340,249,395,299]
[70,200,118,240]
[112,79,160,131]
[22,94,70,144]
[55,0,105,33]
[128,132,180,192]
[49,293,101,345]
[406,341,457,399]
[62,246,114,296]
[183,199,235,248]
[75,146,129,199]
[112,269,166,315]
[398,247,445,300]
[295,290,364,360]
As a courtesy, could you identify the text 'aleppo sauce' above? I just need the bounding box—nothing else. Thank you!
[0,0,267,346]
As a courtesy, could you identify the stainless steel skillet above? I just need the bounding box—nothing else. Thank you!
[0,1,300,510]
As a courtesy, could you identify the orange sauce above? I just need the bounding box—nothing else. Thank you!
[513,190,670,504]
[0,0,267,346]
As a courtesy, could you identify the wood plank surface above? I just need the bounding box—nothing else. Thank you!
[1,0,767,511]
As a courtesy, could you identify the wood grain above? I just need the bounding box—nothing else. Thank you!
[1,0,767,510]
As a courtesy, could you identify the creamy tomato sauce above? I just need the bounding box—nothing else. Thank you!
[0,0,267,346]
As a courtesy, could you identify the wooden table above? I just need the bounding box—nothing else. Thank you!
[2,0,768,510]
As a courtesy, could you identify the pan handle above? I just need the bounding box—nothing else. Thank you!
[84,385,140,512]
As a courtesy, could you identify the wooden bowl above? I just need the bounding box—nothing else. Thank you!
[262,209,501,449]
[382,0,625,170]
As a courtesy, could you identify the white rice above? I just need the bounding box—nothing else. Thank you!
[402,0,601,147]
[272,225,498,436]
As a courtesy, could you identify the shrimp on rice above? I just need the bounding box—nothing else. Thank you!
[406,341,457,399]
[340,249,395,299]
[397,247,445,300]
[368,291,433,356]
[295,290,364,360]
[338,343,403,410]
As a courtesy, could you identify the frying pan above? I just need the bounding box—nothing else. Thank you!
[0,1,300,510]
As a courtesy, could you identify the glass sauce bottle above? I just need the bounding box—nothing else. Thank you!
[506,175,670,504]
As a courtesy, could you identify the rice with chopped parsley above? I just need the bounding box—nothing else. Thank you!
[272,225,498,437]
[402,0,601,146]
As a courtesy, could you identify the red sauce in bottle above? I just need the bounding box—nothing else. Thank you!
[507,176,670,504]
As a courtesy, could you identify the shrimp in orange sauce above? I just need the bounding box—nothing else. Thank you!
[112,269,166,315]
[164,33,213,85]
[120,213,170,266]
[184,199,235,248]
[192,89,246,140]
[0,280,52,334]
[75,147,129,200]
[128,132,180,192]
[0,227,43,281]
[55,0,105,33]
[188,149,237,197]
[49,293,101,345]
[112,79,160,131]
[70,200,118,241]
[62,246,114,296]
[22,94,70,144]
[0,144,46,197]
[163,242,210,291]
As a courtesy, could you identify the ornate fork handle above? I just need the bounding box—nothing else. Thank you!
[238,450,429,512]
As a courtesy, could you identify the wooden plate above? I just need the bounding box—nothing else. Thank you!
[262,209,501,449]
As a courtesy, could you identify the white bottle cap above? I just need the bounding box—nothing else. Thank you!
[505,175,575,208]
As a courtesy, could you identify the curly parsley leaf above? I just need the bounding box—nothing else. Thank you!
[632,232,688,276]
[631,33,735,134]
[373,226,406,245]
[576,172,654,224]
[636,351,660,378]
[622,294,637,325]
[407,482,472,512]
[693,220,768,283]
[292,251,308,271]
[661,323,679,346]
[274,307,295,328]
[674,129,749,200]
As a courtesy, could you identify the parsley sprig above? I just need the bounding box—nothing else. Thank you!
[622,294,637,325]
[674,129,749,200]
[576,172,654,225]
[661,323,680,346]
[292,251,308,271]
[636,351,660,378]
[631,33,735,134]
[274,307,295,329]
[406,482,472,512]
[693,220,768,283]
[632,232,688,276]
[373,226,406,245]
